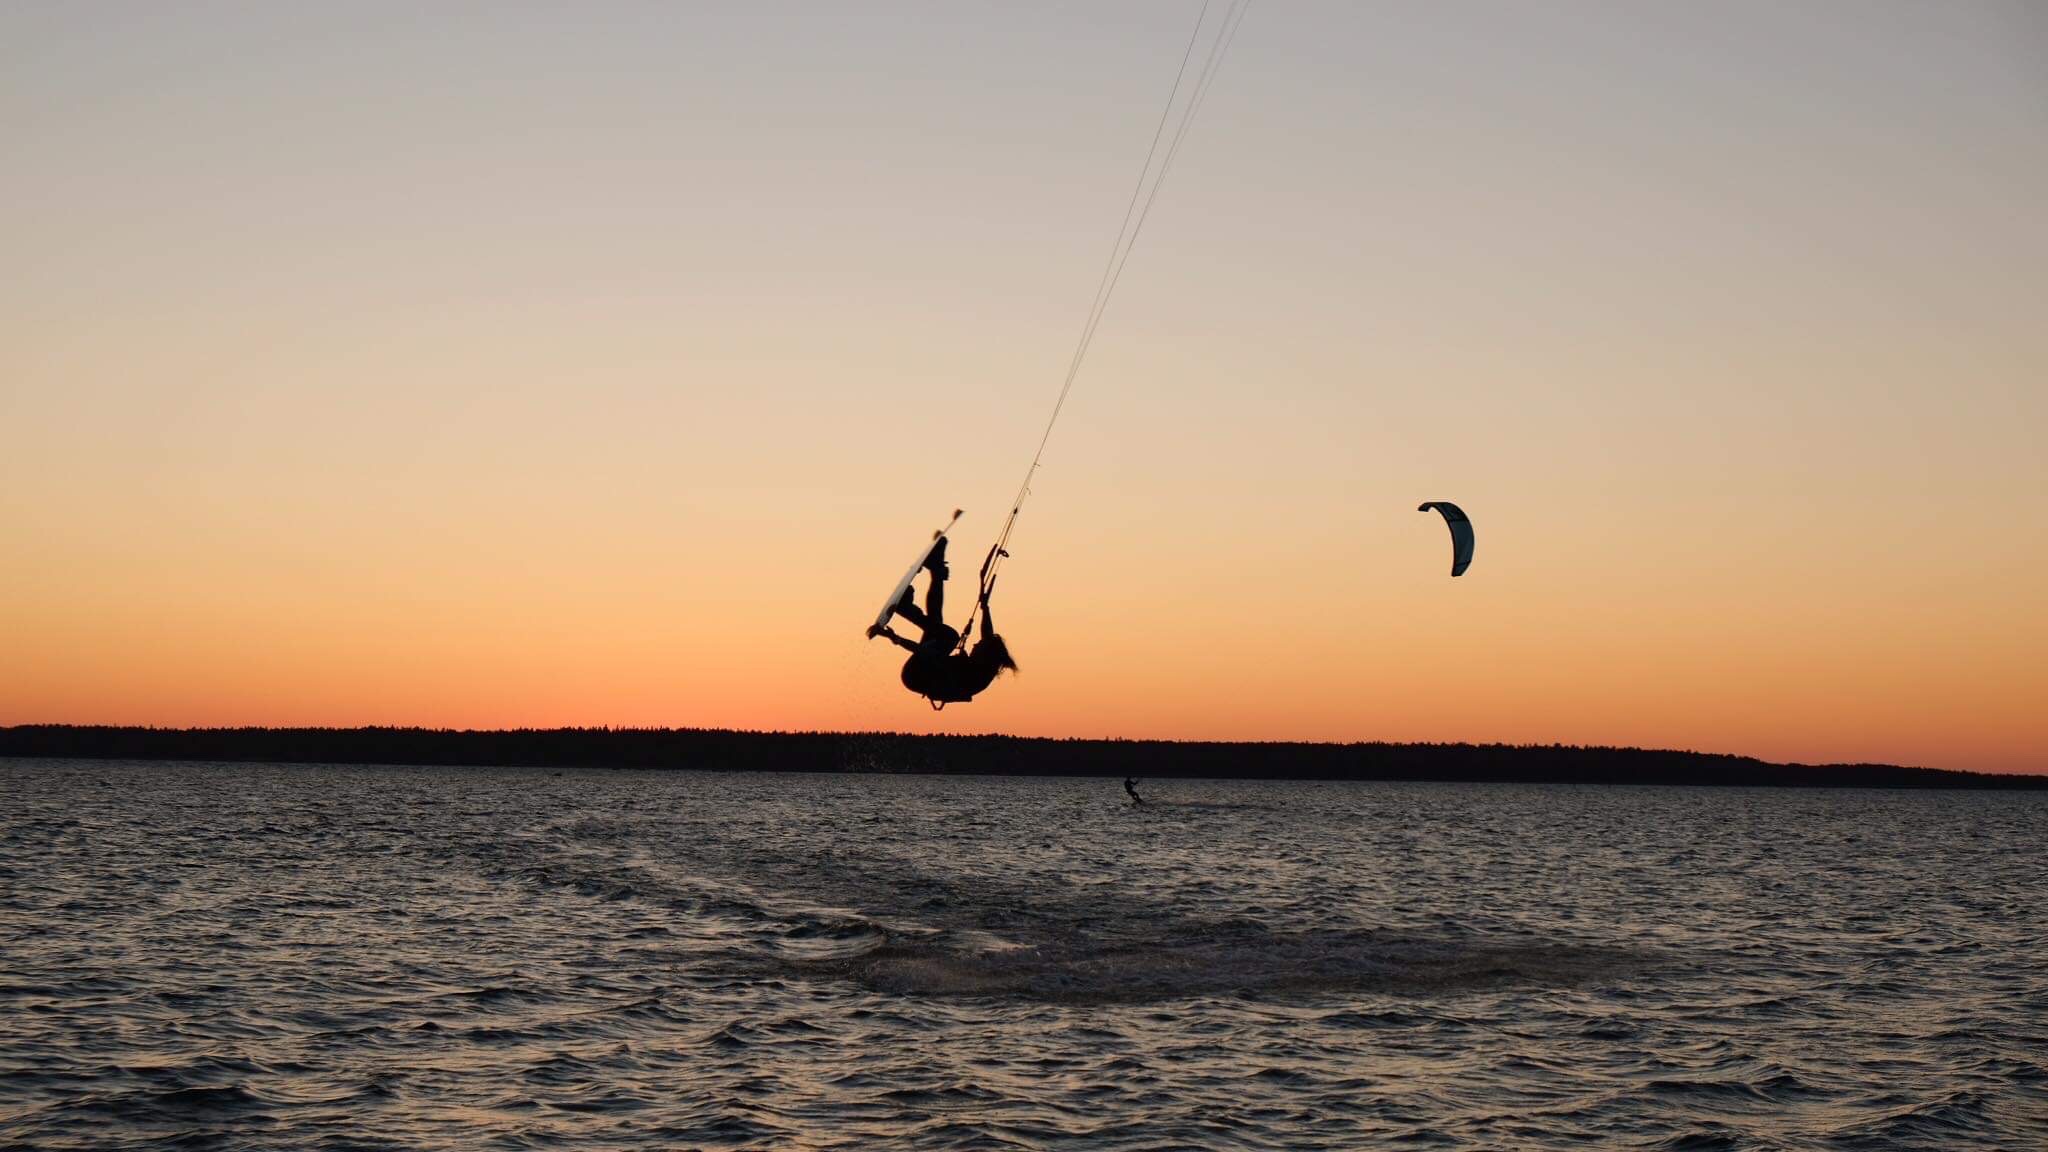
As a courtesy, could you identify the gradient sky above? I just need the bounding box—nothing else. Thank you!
[5,2,2044,771]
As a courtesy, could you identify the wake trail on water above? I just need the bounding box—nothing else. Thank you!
[445,807,1652,1004]
[789,927,1645,1004]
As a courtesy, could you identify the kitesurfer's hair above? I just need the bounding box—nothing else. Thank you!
[975,633,1019,675]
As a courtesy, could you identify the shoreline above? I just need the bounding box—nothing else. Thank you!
[3,725,2039,790]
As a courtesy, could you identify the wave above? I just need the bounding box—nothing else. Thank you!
[1828,1090,1994,1148]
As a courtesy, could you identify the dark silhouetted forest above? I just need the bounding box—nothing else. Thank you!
[1,725,2038,789]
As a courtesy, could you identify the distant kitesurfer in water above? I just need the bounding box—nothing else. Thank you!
[1124,777,1144,805]
[868,537,1018,705]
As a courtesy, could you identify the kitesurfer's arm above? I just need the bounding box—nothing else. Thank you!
[976,575,997,632]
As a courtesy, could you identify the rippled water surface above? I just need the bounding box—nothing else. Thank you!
[3,759,2045,1149]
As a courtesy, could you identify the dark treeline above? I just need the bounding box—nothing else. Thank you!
[1,725,2039,789]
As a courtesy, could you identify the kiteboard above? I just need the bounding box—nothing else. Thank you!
[870,509,963,635]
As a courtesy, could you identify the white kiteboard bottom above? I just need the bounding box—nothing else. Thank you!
[872,510,962,634]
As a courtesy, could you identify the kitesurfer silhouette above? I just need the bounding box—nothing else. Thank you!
[1124,777,1144,805]
[868,537,1017,706]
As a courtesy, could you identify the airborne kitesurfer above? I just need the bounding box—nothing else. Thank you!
[868,537,1017,706]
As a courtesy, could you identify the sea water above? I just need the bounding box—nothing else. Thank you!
[3,759,2044,1149]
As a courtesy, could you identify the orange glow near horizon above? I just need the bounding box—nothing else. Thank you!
[4,4,2044,774]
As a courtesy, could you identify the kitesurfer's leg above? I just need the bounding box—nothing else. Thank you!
[894,584,929,631]
[922,543,947,630]
[869,624,918,653]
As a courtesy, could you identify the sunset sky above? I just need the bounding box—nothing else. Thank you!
[5,2,2044,772]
